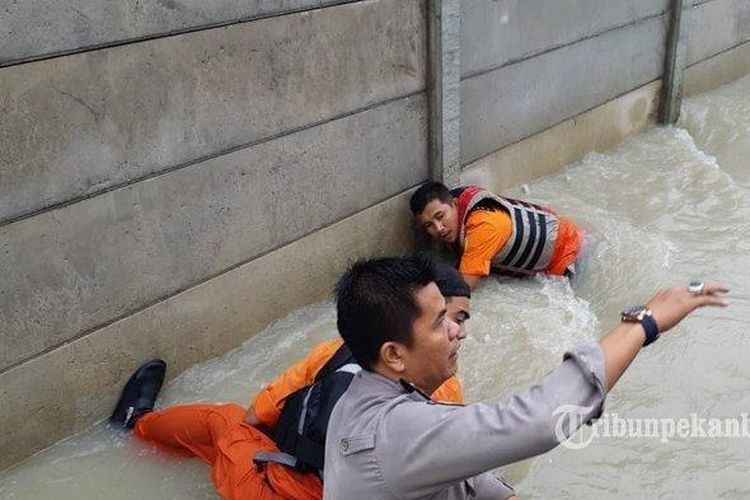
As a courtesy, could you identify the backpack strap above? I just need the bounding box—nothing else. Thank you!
[258,344,359,473]
[253,441,325,472]
[314,344,356,382]
[253,450,299,469]
[290,434,325,470]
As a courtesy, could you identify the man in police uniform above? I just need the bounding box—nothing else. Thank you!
[324,257,727,499]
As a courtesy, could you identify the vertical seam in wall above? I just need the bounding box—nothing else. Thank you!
[460,10,667,81]
[425,0,438,180]
[0,89,426,229]
[0,182,425,377]
[0,0,364,69]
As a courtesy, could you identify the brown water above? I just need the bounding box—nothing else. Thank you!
[3,75,750,498]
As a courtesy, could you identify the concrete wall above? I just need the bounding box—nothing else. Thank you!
[687,0,750,66]
[460,0,670,168]
[458,0,750,184]
[3,0,750,471]
[0,1,359,66]
[0,0,427,469]
[1,0,424,224]
[682,0,750,95]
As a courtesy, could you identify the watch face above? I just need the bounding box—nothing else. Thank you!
[623,305,645,316]
[622,305,647,322]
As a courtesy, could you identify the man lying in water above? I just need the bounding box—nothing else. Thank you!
[323,257,727,499]
[410,181,585,288]
[108,262,497,500]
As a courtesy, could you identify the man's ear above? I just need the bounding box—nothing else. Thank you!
[379,341,407,373]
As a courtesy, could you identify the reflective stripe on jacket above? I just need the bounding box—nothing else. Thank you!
[453,185,559,275]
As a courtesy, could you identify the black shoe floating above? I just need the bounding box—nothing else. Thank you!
[109,359,166,429]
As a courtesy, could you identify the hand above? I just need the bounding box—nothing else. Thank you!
[646,282,729,334]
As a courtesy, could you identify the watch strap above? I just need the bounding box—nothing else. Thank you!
[641,313,660,346]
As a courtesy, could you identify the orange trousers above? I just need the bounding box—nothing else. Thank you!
[134,403,322,500]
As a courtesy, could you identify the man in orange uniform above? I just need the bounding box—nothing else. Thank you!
[110,263,472,500]
[410,182,584,288]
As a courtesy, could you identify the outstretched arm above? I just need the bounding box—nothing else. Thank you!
[378,283,728,497]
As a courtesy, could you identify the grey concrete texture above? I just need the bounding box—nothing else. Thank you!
[684,40,750,95]
[0,189,418,471]
[462,81,661,191]
[460,15,667,166]
[461,0,669,77]
[0,1,359,65]
[0,94,428,372]
[686,0,750,65]
[0,0,426,223]
[660,0,690,125]
[428,0,461,186]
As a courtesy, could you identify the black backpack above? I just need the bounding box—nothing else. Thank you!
[253,344,359,473]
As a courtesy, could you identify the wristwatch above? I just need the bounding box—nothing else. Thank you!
[621,305,660,346]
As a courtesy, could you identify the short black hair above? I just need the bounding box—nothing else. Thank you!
[409,182,454,215]
[335,256,436,370]
[433,261,470,299]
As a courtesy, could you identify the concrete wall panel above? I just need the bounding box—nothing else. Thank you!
[685,40,750,96]
[0,1,356,65]
[0,0,425,223]
[0,189,417,470]
[686,0,750,65]
[460,15,666,166]
[0,94,428,372]
[462,81,661,191]
[461,0,668,77]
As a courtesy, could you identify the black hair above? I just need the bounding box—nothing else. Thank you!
[433,261,470,299]
[335,256,436,370]
[409,182,454,215]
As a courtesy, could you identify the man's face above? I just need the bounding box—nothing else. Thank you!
[402,283,463,394]
[416,198,460,244]
[445,296,470,340]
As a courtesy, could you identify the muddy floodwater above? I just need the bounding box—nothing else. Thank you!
[3,75,750,499]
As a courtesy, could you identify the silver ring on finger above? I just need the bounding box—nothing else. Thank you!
[688,280,705,295]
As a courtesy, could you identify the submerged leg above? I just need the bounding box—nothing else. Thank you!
[134,402,247,464]
[137,402,322,499]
